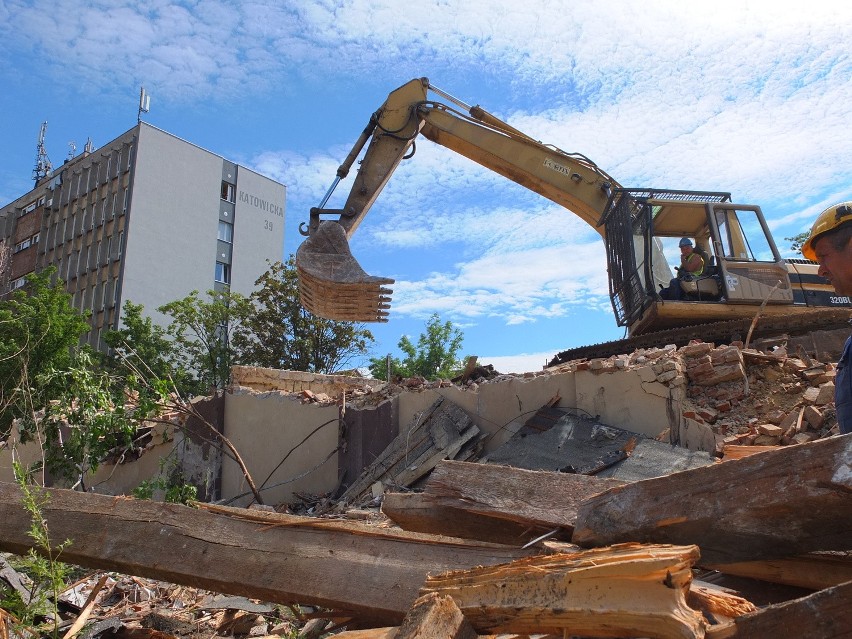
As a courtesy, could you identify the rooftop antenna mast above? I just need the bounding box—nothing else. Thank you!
[138,86,150,123]
[33,121,52,184]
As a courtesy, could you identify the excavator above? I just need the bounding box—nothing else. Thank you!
[296,78,851,362]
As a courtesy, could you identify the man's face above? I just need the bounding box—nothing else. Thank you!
[680,245,693,257]
[814,233,852,296]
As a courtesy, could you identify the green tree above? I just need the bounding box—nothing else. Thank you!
[786,231,810,255]
[233,257,375,373]
[0,268,90,438]
[158,289,253,392]
[102,301,195,397]
[369,313,464,381]
[36,349,136,483]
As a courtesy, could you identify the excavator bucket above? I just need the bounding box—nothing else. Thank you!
[295,221,395,322]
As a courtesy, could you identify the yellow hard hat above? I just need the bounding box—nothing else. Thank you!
[801,201,852,261]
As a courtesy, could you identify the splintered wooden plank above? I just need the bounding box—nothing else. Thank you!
[395,592,477,639]
[573,434,852,565]
[0,482,533,627]
[338,397,477,505]
[422,543,707,639]
[382,460,625,544]
[705,580,852,638]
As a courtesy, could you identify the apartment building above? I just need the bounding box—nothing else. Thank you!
[0,122,285,350]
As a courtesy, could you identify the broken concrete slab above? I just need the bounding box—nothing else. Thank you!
[482,406,715,480]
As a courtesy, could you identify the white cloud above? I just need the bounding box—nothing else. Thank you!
[479,351,554,374]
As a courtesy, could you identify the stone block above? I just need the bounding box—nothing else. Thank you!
[693,363,746,386]
[753,434,781,446]
[815,382,835,406]
[792,432,816,444]
[680,342,712,357]
[757,423,783,437]
[804,405,825,429]
[764,409,786,425]
[802,387,820,404]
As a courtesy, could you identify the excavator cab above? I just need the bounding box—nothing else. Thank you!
[601,189,795,335]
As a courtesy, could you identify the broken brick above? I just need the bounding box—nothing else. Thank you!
[803,405,825,429]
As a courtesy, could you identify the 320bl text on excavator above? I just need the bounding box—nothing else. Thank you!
[295,78,851,362]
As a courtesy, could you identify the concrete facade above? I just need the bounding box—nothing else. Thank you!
[0,122,286,350]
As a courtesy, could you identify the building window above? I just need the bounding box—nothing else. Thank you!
[13,238,31,253]
[117,231,124,257]
[217,220,233,243]
[11,277,26,290]
[126,144,133,170]
[121,188,128,213]
[214,261,231,284]
[220,181,236,203]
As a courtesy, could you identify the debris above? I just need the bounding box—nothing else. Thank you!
[335,396,482,508]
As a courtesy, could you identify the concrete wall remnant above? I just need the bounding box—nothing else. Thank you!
[222,386,340,507]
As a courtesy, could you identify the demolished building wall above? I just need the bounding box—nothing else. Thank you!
[221,386,340,507]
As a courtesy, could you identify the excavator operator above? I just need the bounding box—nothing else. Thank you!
[802,201,852,435]
[659,237,705,301]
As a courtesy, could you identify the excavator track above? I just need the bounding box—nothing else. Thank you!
[547,308,851,367]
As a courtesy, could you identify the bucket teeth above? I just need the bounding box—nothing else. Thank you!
[296,222,395,322]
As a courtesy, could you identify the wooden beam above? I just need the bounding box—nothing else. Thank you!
[0,482,533,627]
[382,493,542,546]
[422,543,706,639]
[572,434,852,564]
[382,461,625,545]
[708,554,852,591]
[705,580,852,638]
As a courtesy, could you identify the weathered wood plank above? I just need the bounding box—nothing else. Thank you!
[382,461,625,545]
[573,434,852,564]
[0,482,533,627]
[705,580,852,639]
[422,543,706,639]
[708,554,852,591]
[382,493,550,546]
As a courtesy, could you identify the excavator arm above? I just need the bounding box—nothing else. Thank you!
[296,77,619,322]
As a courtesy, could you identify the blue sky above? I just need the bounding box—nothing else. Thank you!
[1,0,850,373]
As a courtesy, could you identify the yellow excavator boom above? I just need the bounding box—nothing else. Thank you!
[296,77,618,322]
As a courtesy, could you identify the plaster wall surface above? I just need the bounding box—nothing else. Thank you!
[122,125,223,328]
[231,169,285,295]
[0,423,181,495]
[87,424,178,495]
[394,368,691,454]
[574,367,674,439]
[222,389,339,507]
